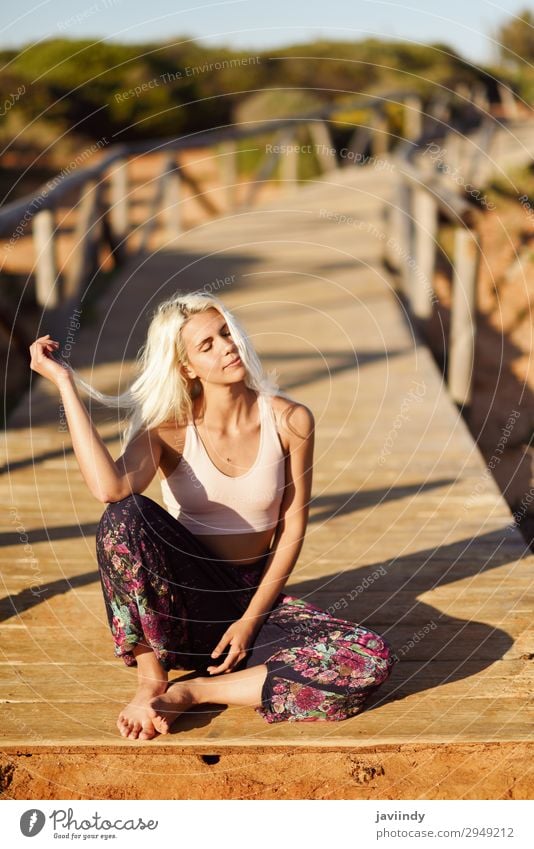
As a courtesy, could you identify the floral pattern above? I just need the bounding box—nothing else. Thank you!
[96,494,397,723]
[247,596,395,721]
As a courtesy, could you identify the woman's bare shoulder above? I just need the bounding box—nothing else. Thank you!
[269,395,315,446]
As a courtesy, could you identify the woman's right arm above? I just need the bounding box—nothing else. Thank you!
[29,335,161,503]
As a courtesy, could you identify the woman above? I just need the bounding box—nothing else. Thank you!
[29,291,396,741]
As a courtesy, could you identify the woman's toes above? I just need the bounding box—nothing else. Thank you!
[151,715,167,735]
[117,719,130,737]
[139,721,157,740]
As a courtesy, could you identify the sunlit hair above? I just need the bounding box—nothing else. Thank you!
[73,290,284,448]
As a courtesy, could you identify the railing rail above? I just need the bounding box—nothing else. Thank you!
[0,81,526,409]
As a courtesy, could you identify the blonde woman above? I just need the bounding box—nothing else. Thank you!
[29,291,396,740]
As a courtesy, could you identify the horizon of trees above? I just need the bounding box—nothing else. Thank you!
[0,8,531,164]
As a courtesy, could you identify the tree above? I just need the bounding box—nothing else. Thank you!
[496,8,534,67]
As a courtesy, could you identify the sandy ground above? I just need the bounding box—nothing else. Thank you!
[1,743,532,800]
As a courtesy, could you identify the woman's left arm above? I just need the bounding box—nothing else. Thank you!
[207,403,315,674]
[245,401,315,622]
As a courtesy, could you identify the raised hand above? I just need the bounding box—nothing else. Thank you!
[29,334,72,387]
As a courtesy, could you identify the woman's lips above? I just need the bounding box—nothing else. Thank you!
[225,356,242,369]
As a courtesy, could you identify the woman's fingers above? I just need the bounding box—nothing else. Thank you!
[207,647,234,674]
[208,645,246,675]
[29,338,60,364]
[211,632,231,659]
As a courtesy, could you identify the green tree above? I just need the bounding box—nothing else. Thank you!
[496,8,534,66]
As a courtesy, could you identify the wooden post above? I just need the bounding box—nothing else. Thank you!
[427,98,450,134]
[439,131,464,188]
[466,119,496,185]
[162,156,181,242]
[454,82,471,103]
[411,188,437,319]
[343,125,372,166]
[279,128,299,186]
[109,159,129,243]
[307,121,337,172]
[448,227,480,406]
[138,155,173,252]
[218,141,238,212]
[472,83,489,113]
[404,95,422,141]
[371,108,388,157]
[64,180,102,300]
[386,180,412,298]
[497,83,519,119]
[33,209,59,307]
[240,133,284,208]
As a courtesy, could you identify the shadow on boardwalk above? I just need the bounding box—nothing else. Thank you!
[288,525,520,712]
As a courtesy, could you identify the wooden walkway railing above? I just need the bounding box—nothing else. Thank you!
[0,82,527,407]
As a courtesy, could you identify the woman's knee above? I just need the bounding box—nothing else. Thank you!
[98,493,155,526]
[96,494,157,552]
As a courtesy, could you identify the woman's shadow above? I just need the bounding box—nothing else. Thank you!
[283,490,524,713]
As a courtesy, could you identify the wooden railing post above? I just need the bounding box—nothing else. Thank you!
[162,156,181,243]
[371,108,388,157]
[33,209,59,307]
[343,125,372,166]
[218,141,238,212]
[386,179,412,298]
[497,83,519,120]
[472,84,489,113]
[307,121,337,172]
[448,227,480,406]
[109,159,129,243]
[403,95,422,141]
[279,128,299,186]
[427,97,450,133]
[138,154,177,251]
[240,132,284,208]
[411,188,437,318]
[64,180,102,300]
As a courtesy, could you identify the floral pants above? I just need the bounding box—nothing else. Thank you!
[96,494,397,723]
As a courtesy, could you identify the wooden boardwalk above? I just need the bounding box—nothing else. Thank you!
[1,165,533,799]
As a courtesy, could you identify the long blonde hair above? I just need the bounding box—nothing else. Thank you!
[74,291,284,448]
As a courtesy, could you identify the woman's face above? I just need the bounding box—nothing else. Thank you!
[180,308,245,386]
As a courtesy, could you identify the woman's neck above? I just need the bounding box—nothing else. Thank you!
[194,384,258,431]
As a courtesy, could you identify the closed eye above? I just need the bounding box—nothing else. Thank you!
[200,327,232,351]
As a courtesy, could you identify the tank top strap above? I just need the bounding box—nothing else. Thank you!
[261,392,285,455]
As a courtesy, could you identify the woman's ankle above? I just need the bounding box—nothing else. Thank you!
[167,676,209,706]
[132,644,168,693]
[135,678,168,697]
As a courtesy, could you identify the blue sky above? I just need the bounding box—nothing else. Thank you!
[1,0,531,65]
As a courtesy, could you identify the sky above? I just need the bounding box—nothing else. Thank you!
[1,0,532,65]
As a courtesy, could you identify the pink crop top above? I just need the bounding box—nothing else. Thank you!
[160,392,286,534]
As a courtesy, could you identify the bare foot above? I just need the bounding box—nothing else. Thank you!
[117,684,168,740]
[149,680,198,735]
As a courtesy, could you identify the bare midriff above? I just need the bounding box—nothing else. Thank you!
[192,527,276,567]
